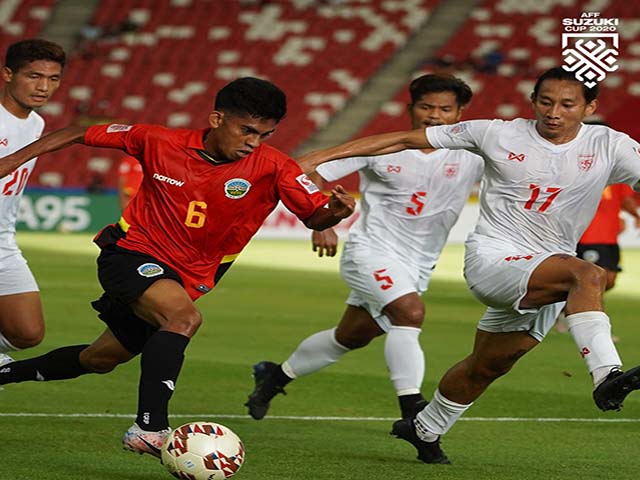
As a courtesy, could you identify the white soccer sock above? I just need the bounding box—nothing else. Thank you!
[415,389,472,441]
[565,311,622,386]
[384,326,424,396]
[0,332,19,353]
[281,328,350,379]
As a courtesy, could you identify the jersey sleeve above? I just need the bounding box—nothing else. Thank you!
[426,120,493,151]
[316,156,370,182]
[84,124,153,157]
[277,159,330,221]
[609,134,640,191]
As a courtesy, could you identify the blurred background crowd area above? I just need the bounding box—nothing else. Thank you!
[1,0,638,193]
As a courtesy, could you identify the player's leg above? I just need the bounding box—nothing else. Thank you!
[245,305,383,419]
[382,292,428,418]
[522,254,639,409]
[0,327,134,385]
[0,255,45,353]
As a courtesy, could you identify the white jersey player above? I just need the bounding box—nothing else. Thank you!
[0,39,65,361]
[294,67,640,464]
[246,74,483,423]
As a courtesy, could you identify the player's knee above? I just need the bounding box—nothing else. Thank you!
[7,326,45,349]
[167,308,202,337]
[574,261,607,292]
[80,352,119,374]
[391,305,425,328]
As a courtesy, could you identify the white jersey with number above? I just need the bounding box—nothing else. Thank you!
[317,149,483,272]
[426,119,640,254]
[0,104,43,256]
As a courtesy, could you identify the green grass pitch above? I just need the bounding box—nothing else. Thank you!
[1,233,639,480]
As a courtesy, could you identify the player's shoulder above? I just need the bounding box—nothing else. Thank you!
[29,110,45,128]
[253,143,295,167]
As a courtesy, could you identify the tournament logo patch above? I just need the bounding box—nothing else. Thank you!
[224,178,251,199]
[447,122,468,135]
[444,162,459,177]
[106,124,133,133]
[295,173,319,194]
[137,263,164,277]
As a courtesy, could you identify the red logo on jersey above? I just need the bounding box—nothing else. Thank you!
[387,165,401,173]
[0,138,8,147]
[504,254,534,262]
[578,154,595,171]
[444,163,459,177]
[580,347,591,358]
[508,152,525,162]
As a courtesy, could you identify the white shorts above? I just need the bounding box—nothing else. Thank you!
[463,237,567,341]
[0,253,39,296]
[340,243,431,332]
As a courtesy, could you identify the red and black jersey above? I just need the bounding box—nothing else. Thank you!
[85,123,328,300]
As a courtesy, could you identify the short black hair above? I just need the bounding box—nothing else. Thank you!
[214,77,286,122]
[409,74,473,107]
[532,67,599,103]
[5,38,66,72]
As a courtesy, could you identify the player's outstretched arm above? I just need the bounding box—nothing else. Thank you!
[304,185,355,231]
[0,126,87,178]
[298,128,430,174]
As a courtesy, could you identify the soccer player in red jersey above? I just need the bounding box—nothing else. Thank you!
[117,155,143,210]
[577,184,639,291]
[0,77,355,458]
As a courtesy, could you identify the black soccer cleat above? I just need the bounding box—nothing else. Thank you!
[593,365,640,412]
[390,417,451,464]
[245,361,287,420]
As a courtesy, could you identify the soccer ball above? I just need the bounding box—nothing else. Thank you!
[161,422,245,479]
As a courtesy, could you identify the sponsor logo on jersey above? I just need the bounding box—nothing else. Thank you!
[578,154,595,171]
[137,263,164,277]
[0,138,8,147]
[153,172,185,187]
[444,163,459,177]
[106,124,133,133]
[447,122,468,135]
[508,152,526,162]
[386,165,402,174]
[224,178,251,199]
[196,284,211,293]
[295,173,319,193]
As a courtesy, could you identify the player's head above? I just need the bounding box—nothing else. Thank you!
[2,38,65,114]
[207,77,286,162]
[531,67,598,143]
[408,74,473,128]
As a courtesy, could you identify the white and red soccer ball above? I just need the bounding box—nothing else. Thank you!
[161,422,245,480]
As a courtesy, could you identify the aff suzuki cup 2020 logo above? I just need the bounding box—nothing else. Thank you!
[562,12,619,88]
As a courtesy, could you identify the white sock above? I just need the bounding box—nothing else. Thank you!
[281,328,350,378]
[384,326,424,396]
[415,389,472,441]
[0,332,19,353]
[565,311,622,386]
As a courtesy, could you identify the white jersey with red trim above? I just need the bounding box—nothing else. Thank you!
[0,104,43,256]
[426,119,640,253]
[317,149,483,272]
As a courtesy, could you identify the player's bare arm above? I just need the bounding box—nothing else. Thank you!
[304,185,355,230]
[297,128,431,174]
[0,125,87,178]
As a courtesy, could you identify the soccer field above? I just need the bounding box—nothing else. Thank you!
[2,233,639,480]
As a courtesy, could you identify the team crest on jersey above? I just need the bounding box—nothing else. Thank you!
[137,263,164,277]
[578,154,595,171]
[447,122,468,135]
[224,178,251,199]
[0,138,7,147]
[444,162,459,177]
[106,124,133,133]
[386,165,401,174]
[295,173,319,194]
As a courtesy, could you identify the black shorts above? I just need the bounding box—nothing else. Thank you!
[92,230,185,354]
[576,243,621,272]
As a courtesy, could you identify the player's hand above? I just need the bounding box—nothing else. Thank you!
[312,229,338,257]
[327,185,355,219]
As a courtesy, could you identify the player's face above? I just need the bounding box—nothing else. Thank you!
[532,79,597,144]
[408,91,463,129]
[207,112,278,161]
[1,60,63,117]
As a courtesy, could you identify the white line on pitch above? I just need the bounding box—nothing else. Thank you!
[0,413,638,423]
